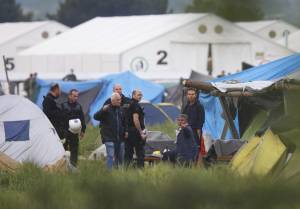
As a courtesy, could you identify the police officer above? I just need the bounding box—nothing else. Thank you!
[61,89,86,167]
[42,83,64,139]
[182,88,205,161]
[125,89,147,168]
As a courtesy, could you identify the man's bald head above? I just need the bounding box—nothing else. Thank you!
[111,93,121,106]
[113,84,122,95]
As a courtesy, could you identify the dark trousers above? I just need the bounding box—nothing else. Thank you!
[64,132,79,167]
[125,132,145,168]
[162,150,193,167]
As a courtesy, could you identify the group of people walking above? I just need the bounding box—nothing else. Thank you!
[42,82,205,169]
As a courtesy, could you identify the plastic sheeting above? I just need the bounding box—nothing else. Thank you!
[231,129,287,176]
[158,104,180,122]
[201,53,300,140]
[35,71,165,126]
[211,81,275,93]
[140,103,170,126]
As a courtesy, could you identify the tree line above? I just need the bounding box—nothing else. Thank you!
[1,0,265,27]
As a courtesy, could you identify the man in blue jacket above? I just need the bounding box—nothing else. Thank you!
[162,114,197,166]
[94,93,127,169]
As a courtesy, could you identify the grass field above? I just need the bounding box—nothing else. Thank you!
[1,123,300,209]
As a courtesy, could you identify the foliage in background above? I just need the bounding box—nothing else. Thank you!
[48,0,168,27]
[186,0,264,22]
[0,0,32,22]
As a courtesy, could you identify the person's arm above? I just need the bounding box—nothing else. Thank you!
[133,113,146,140]
[122,108,128,139]
[43,98,61,119]
[181,126,191,138]
[93,105,109,121]
[79,105,86,135]
[60,103,68,131]
[133,113,142,133]
[195,104,205,139]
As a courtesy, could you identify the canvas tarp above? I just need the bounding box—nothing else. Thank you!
[231,129,287,176]
[36,79,104,123]
[90,72,165,125]
[35,71,165,125]
[140,102,171,126]
[165,70,213,106]
[158,103,180,122]
[230,77,300,178]
[201,54,300,140]
[0,95,65,169]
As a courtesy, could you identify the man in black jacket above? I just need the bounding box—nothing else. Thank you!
[182,88,205,161]
[94,93,127,169]
[42,83,64,139]
[125,89,147,168]
[61,89,86,167]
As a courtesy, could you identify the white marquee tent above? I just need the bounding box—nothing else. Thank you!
[236,20,298,41]
[16,14,293,82]
[0,21,69,83]
[277,30,300,52]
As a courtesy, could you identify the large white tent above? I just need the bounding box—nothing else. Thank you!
[236,20,298,41]
[0,21,69,83]
[16,14,293,82]
[277,30,300,52]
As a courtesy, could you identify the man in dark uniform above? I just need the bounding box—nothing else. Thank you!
[182,88,205,160]
[42,83,64,139]
[94,93,127,169]
[125,89,147,168]
[61,89,86,167]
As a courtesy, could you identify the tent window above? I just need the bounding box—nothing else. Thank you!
[4,120,30,142]
[41,31,49,39]
[269,30,276,38]
[198,24,207,34]
[214,25,224,34]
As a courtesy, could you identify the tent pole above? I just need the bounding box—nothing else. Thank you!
[219,96,239,139]
[2,56,10,91]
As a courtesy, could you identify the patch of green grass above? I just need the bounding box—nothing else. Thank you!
[79,125,101,157]
[1,163,300,209]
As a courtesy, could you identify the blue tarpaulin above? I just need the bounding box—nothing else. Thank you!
[89,72,165,125]
[35,71,165,126]
[202,54,300,140]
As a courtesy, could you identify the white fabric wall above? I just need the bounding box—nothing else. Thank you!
[0,95,65,167]
[171,43,209,74]
[212,43,252,76]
